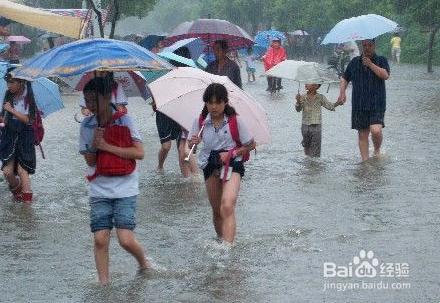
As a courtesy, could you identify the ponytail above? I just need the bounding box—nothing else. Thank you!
[25,81,37,122]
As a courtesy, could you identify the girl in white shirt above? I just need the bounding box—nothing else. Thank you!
[189,83,256,244]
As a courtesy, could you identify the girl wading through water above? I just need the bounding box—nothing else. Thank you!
[189,83,256,244]
[0,68,37,203]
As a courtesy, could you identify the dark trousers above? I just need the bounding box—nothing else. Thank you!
[267,77,282,92]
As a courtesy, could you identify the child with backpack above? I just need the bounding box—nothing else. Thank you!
[189,83,256,244]
[0,69,38,203]
[79,78,149,285]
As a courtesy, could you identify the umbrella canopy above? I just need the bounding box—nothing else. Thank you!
[61,71,150,100]
[11,38,174,81]
[161,38,206,62]
[321,14,398,44]
[6,35,31,44]
[148,67,271,145]
[239,44,267,58]
[158,51,197,68]
[139,34,166,50]
[163,19,254,52]
[255,30,287,49]
[266,60,338,84]
[0,77,63,118]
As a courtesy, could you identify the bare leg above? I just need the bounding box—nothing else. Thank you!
[220,173,241,243]
[94,229,111,285]
[178,140,190,177]
[205,175,223,238]
[2,161,18,188]
[304,147,311,156]
[358,129,370,161]
[178,140,198,177]
[17,164,31,193]
[370,124,383,156]
[116,229,149,269]
[157,141,171,171]
[251,72,256,82]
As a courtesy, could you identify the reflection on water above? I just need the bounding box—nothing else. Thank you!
[1,63,439,302]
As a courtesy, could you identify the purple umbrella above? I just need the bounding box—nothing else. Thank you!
[162,19,253,52]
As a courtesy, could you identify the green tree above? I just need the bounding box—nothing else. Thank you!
[87,0,158,38]
[407,0,440,72]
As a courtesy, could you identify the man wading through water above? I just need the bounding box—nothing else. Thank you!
[338,39,390,161]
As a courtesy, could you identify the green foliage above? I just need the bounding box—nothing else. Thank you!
[142,0,204,33]
[101,0,158,18]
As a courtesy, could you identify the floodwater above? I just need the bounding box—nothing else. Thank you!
[1,63,439,302]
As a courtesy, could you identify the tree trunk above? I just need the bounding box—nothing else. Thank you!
[109,0,119,39]
[427,25,440,73]
[86,0,104,38]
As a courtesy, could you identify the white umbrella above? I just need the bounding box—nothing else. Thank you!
[266,60,338,84]
[148,67,271,145]
[321,14,398,44]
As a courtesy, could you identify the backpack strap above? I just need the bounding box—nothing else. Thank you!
[103,110,126,127]
[228,114,251,162]
[228,114,241,146]
[112,84,118,99]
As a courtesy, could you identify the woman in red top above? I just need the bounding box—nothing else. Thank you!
[262,39,287,93]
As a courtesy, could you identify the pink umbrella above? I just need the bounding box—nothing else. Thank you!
[148,67,271,145]
[62,71,150,100]
[162,19,254,52]
[7,35,31,44]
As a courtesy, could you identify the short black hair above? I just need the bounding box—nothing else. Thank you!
[83,77,112,96]
[213,40,229,51]
[4,66,17,81]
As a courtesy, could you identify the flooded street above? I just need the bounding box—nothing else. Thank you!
[1,62,439,302]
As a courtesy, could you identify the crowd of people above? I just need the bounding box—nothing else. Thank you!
[1,33,392,284]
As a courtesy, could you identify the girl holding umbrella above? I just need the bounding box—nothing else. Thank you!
[189,83,256,244]
[0,68,37,203]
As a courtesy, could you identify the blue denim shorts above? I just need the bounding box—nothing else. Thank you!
[89,195,137,233]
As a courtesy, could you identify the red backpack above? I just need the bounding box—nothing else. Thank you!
[198,114,250,162]
[23,94,45,158]
[87,111,136,181]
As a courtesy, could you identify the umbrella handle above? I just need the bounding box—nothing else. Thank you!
[184,124,205,162]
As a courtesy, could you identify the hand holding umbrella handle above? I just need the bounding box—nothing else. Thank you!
[184,124,205,162]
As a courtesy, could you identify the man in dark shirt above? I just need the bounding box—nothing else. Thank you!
[338,39,390,161]
[206,40,242,88]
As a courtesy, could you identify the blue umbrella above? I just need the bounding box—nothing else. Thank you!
[158,51,197,68]
[0,43,9,54]
[12,38,174,81]
[0,77,63,118]
[139,34,166,50]
[239,44,266,58]
[255,30,287,49]
[321,14,398,44]
[161,38,206,62]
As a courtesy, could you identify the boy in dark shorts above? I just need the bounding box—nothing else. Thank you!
[153,102,197,176]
